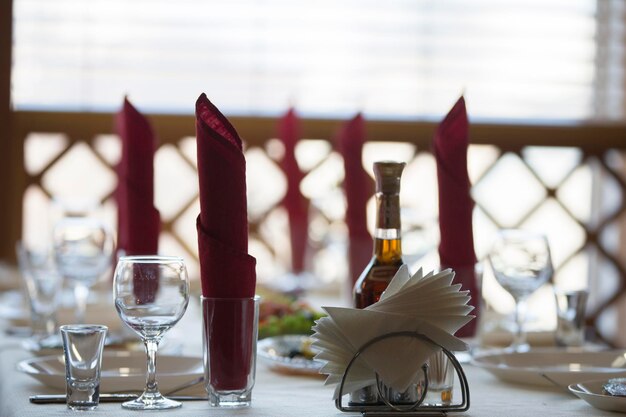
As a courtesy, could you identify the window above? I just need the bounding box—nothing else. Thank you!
[12,0,616,121]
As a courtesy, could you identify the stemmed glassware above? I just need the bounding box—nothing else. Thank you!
[113,256,189,410]
[488,229,553,352]
[53,216,113,324]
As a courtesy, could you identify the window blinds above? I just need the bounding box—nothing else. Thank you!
[13,0,611,121]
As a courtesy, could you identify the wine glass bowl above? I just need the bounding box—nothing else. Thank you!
[113,256,189,410]
[53,216,113,324]
[488,229,553,352]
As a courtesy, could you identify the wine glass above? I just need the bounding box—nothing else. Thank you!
[488,229,553,352]
[113,256,189,410]
[53,216,113,324]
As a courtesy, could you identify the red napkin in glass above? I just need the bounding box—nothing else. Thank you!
[277,108,309,273]
[336,113,373,286]
[433,96,479,337]
[195,93,256,390]
[115,98,160,303]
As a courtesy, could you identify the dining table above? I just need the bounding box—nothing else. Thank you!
[0,292,620,417]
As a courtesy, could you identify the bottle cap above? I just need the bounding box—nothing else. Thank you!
[373,161,405,194]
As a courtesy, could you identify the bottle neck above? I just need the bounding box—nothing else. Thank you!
[373,192,402,263]
[375,192,400,230]
[373,236,402,263]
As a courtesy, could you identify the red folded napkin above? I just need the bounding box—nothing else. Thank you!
[336,113,373,286]
[277,108,309,273]
[433,96,479,337]
[195,93,256,391]
[196,93,256,298]
[115,98,160,303]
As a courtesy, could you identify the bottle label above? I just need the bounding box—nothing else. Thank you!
[374,228,400,239]
[370,265,401,282]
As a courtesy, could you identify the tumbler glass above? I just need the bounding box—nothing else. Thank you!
[60,324,108,410]
[554,289,588,347]
[202,296,259,408]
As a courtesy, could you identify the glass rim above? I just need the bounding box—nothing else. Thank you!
[60,324,108,332]
[200,295,260,301]
[118,255,185,263]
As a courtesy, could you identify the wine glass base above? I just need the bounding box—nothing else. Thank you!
[122,392,182,410]
[22,333,63,353]
[266,271,318,296]
[505,342,531,353]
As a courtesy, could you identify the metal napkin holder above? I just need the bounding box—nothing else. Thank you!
[335,331,470,417]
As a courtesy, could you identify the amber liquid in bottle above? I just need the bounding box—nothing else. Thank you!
[350,161,405,405]
[354,230,403,308]
[353,161,405,309]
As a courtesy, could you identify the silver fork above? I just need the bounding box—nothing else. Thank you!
[164,376,205,395]
[30,376,207,404]
[540,373,575,396]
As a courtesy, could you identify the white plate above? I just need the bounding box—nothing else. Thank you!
[22,331,138,357]
[569,379,626,413]
[17,350,203,392]
[472,348,626,387]
[257,335,324,376]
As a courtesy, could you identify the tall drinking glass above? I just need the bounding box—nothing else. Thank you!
[53,216,113,324]
[16,241,62,342]
[488,229,553,352]
[113,256,189,410]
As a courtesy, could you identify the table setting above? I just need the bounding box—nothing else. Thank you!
[3,94,626,417]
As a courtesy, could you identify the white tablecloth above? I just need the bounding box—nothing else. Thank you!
[0,298,618,417]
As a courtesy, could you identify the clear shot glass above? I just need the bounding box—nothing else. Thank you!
[202,296,259,408]
[60,324,108,410]
[554,289,589,347]
[423,350,454,406]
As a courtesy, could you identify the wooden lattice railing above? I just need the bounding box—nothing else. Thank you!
[10,110,626,346]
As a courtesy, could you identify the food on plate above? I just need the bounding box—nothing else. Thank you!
[258,287,325,339]
[604,378,626,396]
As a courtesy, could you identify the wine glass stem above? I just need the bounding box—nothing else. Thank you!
[74,284,89,324]
[513,299,527,348]
[144,339,160,395]
[45,314,56,337]
[29,310,46,337]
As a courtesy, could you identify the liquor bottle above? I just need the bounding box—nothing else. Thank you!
[350,161,405,405]
[353,161,405,309]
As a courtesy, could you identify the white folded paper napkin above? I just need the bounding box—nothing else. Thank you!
[312,266,474,399]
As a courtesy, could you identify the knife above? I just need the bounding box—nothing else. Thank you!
[30,394,207,404]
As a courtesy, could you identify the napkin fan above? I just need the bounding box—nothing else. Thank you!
[312,266,473,416]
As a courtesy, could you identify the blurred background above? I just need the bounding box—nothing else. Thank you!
[2,0,626,345]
